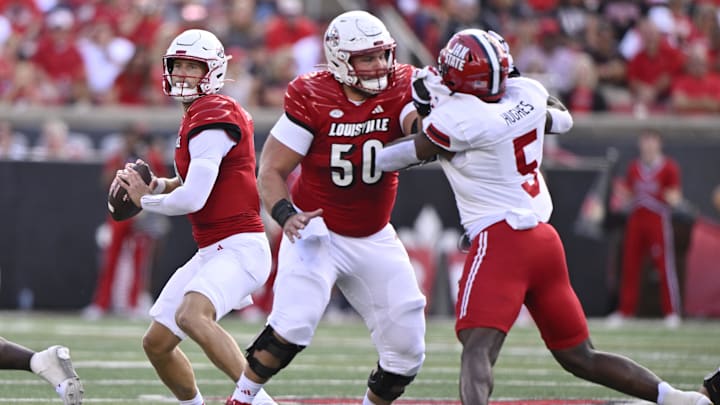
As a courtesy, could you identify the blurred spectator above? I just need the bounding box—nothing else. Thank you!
[221,46,261,107]
[478,0,533,36]
[691,3,720,72]
[608,129,683,328]
[565,53,608,113]
[112,47,156,105]
[264,0,316,51]
[29,118,93,161]
[256,47,296,107]
[264,0,320,74]
[646,0,697,49]
[0,119,28,160]
[670,43,720,113]
[0,0,43,44]
[601,0,644,49]
[555,0,594,41]
[77,17,135,104]
[223,0,264,51]
[440,0,483,48]
[515,17,580,97]
[85,122,169,319]
[584,17,632,112]
[115,0,163,49]
[30,8,90,105]
[626,18,685,115]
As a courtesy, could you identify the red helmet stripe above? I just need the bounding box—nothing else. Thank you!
[470,32,501,96]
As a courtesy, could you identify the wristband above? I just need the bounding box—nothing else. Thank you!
[271,198,298,227]
[152,179,166,194]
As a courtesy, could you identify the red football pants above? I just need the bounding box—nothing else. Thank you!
[618,207,680,316]
[455,221,589,350]
[92,218,152,311]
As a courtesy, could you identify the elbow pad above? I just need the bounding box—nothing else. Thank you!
[548,108,574,134]
[377,139,421,171]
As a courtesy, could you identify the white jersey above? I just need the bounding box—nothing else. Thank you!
[422,76,553,239]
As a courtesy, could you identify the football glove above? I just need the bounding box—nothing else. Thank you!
[412,75,431,117]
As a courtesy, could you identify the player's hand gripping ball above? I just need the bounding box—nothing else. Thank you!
[107,162,151,221]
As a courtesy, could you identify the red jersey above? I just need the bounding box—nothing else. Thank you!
[175,94,264,247]
[625,157,681,214]
[284,64,414,237]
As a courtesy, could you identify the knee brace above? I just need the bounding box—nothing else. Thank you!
[367,363,416,401]
[245,325,305,379]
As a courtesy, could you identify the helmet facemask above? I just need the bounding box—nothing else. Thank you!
[162,29,230,102]
[324,11,397,95]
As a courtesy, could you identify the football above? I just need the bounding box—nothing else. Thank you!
[107,162,152,221]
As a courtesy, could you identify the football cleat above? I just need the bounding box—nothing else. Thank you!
[30,346,84,405]
[704,367,720,405]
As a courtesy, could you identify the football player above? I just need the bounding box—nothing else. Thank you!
[377,29,711,405]
[0,338,83,404]
[234,10,426,405]
[117,29,276,405]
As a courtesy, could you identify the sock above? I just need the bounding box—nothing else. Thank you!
[657,381,673,405]
[234,374,264,403]
[179,390,204,405]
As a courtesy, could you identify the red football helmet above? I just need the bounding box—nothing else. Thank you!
[438,29,510,102]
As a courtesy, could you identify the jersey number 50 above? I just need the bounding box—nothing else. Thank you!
[330,140,383,187]
[513,129,540,197]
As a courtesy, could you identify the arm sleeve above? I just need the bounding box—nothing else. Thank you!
[269,113,314,156]
[140,129,234,215]
[377,137,421,171]
[547,108,574,134]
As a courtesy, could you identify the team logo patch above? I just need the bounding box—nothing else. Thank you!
[446,43,470,71]
[330,109,344,118]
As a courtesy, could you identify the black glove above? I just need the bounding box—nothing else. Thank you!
[412,78,431,118]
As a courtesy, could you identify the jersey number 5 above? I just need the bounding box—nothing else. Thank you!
[330,140,384,187]
[513,129,540,197]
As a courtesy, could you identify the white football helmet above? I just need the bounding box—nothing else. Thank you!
[323,10,396,94]
[162,29,231,102]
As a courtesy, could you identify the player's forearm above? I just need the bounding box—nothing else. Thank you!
[141,161,217,215]
[258,169,291,214]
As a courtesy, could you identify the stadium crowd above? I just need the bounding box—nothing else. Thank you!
[1,0,720,160]
[1,0,720,113]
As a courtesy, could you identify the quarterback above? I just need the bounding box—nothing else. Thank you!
[118,29,275,405]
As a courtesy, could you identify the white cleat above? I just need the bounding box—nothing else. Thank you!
[663,390,713,405]
[251,388,278,405]
[30,345,84,404]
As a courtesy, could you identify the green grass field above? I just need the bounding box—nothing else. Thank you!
[0,312,718,404]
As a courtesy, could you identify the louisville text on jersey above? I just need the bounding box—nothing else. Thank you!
[328,118,391,137]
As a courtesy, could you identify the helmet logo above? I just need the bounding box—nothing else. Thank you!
[446,43,469,71]
[356,19,382,36]
[326,27,340,48]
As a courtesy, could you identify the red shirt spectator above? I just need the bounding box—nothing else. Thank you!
[31,9,88,104]
[670,44,720,113]
[626,18,685,110]
[264,0,318,52]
